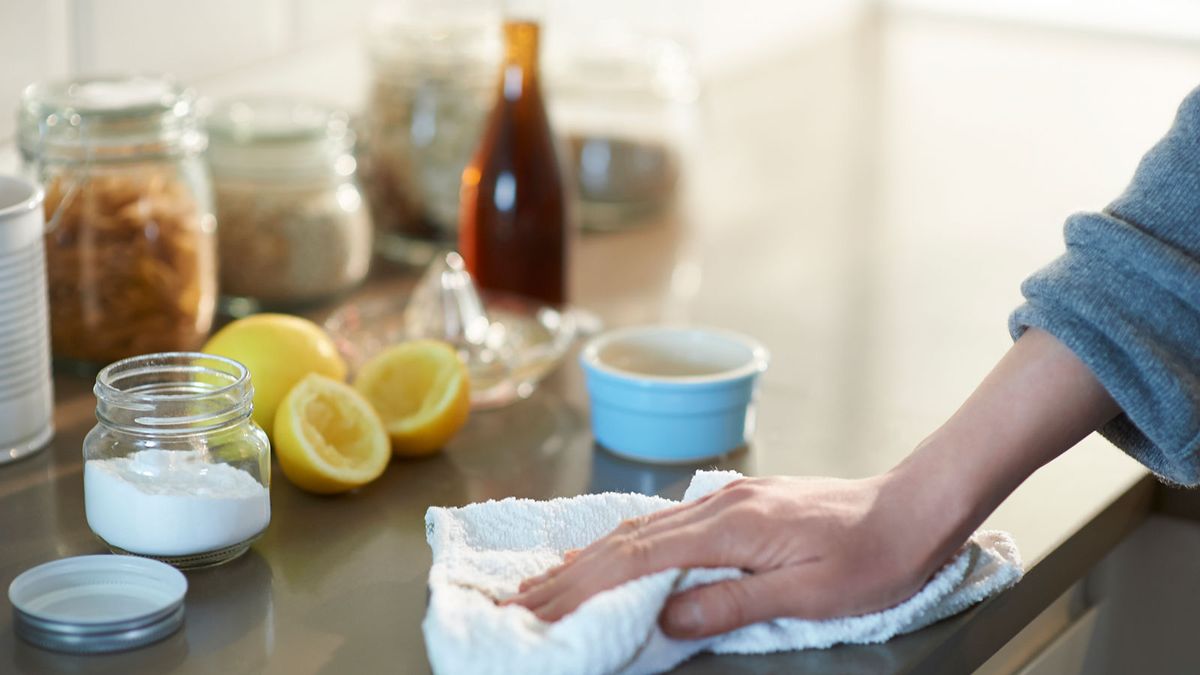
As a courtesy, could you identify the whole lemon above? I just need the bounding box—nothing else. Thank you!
[202,314,347,434]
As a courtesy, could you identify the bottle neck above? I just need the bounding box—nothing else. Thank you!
[500,20,541,101]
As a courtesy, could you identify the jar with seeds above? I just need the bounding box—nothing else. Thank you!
[361,1,498,263]
[205,98,372,313]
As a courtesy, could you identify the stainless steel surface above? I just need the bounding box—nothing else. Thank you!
[4,11,1200,674]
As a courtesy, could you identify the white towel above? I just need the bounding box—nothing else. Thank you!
[422,470,1022,675]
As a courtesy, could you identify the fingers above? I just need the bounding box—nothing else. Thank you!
[578,490,732,564]
[517,569,557,593]
[507,487,741,621]
[512,496,721,597]
[661,570,792,639]
[511,522,718,621]
[515,549,582,593]
[661,565,848,639]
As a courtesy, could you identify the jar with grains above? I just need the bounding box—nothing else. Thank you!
[206,98,372,313]
[546,27,699,231]
[18,75,217,367]
[361,0,499,263]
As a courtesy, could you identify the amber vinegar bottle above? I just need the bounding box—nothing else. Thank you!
[459,19,567,305]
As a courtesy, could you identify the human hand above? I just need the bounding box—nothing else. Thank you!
[509,329,1121,639]
[506,473,964,639]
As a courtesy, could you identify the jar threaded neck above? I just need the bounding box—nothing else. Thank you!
[94,352,255,435]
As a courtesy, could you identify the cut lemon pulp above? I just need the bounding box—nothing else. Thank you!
[353,340,470,457]
[203,314,347,436]
[274,374,390,494]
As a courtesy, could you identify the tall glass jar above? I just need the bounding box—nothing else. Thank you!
[83,352,271,569]
[361,1,499,263]
[18,75,217,367]
[547,29,699,231]
[206,98,372,314]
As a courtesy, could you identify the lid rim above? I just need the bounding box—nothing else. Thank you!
[18,74,202,160]
[20,73,190,115]
[8,554,188,625]
[13,602,185,654]
[15,597,182,632]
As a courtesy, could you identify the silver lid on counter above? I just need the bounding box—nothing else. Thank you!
[9,554,187,654]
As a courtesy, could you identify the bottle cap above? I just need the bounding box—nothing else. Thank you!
[9,555,187,654]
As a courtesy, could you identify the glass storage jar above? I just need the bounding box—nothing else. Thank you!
[361,0,499,263]
[547,29,699,231]
[206,98,372,314]
[83,352,271,569]
[18,75,217,367]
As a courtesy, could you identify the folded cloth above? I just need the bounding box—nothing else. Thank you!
[422,471,1023,675]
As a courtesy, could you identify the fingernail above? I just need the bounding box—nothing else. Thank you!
[663,600,704,636]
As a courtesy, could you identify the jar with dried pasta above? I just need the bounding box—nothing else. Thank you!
[18,75,217,367]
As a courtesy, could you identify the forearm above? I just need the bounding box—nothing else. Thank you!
[887,328,1120,569]
[1011,86,1200,486]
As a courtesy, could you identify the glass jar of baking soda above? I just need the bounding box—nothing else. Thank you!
[83,352,271,568]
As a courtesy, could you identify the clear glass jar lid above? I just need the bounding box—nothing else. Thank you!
[205,98,355,178]
[548,30,699,104]
[367,0,499,78]
[207,97,347,144]
[18,74,204,161]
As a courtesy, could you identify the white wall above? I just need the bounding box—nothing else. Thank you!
[10,0,1195,153]
[887,0,1200,42]
[1,0,71,141]
[0,0,375,143]
[0,0,864,146]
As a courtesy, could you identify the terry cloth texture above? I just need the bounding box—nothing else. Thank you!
[423,470,1023,675]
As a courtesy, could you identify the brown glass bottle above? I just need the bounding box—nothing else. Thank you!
[459,20,567,305]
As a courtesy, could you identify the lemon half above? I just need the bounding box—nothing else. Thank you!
[203,314,347,435]
[274,374,390,494]
[353,340,470,457]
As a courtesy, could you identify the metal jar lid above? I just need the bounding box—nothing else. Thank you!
[9,554,187,654]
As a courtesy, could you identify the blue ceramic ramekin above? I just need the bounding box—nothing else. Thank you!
[580,326,769,464]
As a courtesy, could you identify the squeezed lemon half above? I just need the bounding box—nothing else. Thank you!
[203,314,347,436]
[353,340,470,457]
[274,373,390,494]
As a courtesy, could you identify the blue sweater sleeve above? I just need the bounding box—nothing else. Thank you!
[1010,85,1200,486]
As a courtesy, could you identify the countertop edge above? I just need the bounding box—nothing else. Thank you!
[908,471,1158,674]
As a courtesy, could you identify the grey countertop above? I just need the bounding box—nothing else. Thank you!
[4,11,1200,675]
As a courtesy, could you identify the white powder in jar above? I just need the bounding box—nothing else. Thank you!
[84,449,270,557]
